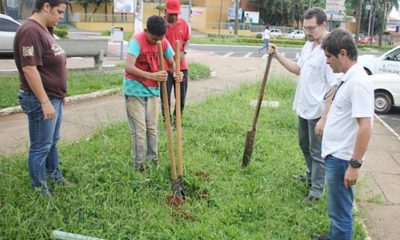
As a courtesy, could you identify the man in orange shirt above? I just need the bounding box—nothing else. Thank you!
[161,0,190,121]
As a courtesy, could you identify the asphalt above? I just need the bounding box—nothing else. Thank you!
[1,49,400,240]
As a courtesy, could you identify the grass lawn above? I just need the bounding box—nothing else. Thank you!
[0,77,366,239]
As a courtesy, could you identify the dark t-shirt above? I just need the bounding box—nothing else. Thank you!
[14,19,67,99]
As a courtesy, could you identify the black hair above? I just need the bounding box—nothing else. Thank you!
[146,15,166,36]
[34,0,69,13]
[322,29,358,61]
[304,7,327,25]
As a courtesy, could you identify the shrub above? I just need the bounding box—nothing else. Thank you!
[54,25,68,38]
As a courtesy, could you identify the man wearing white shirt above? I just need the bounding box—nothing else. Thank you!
[314,28,374,240]
[268,7,338,202]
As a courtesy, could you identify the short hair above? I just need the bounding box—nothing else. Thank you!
[146,15,166,37]
[322,29,358,61]
[304,7,327,25]
[34,0,69,12]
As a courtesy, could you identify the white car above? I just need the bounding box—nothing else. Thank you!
[358,46,400,75]
[371,73,400,114]
[0,13,21,57]
[270,29,282,37]
[285,30,305,39]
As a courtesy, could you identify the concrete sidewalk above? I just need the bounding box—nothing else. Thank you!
[1,50,400,239]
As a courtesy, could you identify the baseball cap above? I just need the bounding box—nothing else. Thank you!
[166,0,181,14]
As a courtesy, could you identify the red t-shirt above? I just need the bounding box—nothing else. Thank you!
[164,17,190,70]
[124,32,170,88]
[14,19,67,99]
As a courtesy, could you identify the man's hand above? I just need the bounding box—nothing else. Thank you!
[344,166,359,189]
[173,71,183,83]
[41,101,56,120]
[314,117,326,135]
[267,43,277,55]
[151,70,168,82]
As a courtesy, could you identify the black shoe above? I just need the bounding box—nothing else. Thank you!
[311,232,329,240]
[292,174,312,187]
[135,163,147,173]
[304,195,320,202]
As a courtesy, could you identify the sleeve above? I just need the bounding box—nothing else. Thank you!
[164,41,175,59]
[127,39,140,57]
[16,30,43,67]
[351,80,375,118]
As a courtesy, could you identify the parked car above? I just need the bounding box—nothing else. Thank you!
[0,13,21,57]
[256,28,282,39]
[370,73,400,114]
[358,46,400,75]
[284,30,305,39]
[270,29,282,37]
[359,36,375,44]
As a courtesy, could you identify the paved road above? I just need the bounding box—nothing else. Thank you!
[378,107,400,135]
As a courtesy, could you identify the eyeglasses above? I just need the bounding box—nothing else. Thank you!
[303,25,319,31]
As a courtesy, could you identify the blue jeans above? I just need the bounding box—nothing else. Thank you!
[259,39,269,53]
[325,155,354,240]
[18,89,64,190]
[298,117,325,198]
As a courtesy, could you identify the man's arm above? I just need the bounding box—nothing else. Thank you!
[344,117,372,188]
[125,54,167,82]
[268,43,300,75]
[22,66,55,120]
[315,86,336,135]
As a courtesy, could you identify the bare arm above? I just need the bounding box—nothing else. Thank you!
[315,87,336,135]
[268,43,300,75]
[125,54,167,82]
[344,117,372,188]
[22,65,55,120]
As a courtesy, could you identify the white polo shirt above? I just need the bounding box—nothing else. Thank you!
[322,63,374,160]
[294,41,338,119]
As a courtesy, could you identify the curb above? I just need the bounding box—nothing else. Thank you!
[0,88,121,117]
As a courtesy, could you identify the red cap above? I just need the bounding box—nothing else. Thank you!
[166,0,181,14]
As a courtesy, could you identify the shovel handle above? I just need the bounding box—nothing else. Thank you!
[174,40,184,177]
[251,54,273,130]
[158,41,177,181]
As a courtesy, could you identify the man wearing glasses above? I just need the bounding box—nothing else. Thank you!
[268,7,338,202]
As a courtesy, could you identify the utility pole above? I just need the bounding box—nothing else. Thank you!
[355,0,363,44]
[234,0,238,35]
[366,1,372,40]
[379,0,388,46]
[218,0,223,36]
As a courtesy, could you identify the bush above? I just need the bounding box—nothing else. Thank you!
[189,62,211,80]
[54,25,68,38]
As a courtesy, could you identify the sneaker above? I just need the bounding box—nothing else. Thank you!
[304,195,320,202]
[292,174,311,187]
[135,163,147,173]
[55,178,74,187]
[311,232,329,240]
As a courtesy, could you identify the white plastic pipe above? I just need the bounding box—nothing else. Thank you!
[50,230,105,240]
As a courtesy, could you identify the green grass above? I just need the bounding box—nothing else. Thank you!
[0,69,123,108]
[188,62,211,80]
[0,77,366,239]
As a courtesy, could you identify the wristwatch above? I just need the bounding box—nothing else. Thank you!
[183,49,187,55]
[350,159,362,168]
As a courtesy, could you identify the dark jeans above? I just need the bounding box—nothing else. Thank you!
[18,89,64,190]
[160,70,188,120]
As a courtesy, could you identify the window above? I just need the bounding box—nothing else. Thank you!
[0,18,20,32]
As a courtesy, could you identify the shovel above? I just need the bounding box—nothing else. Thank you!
[242,53,273,168]
[157,41,184,205]
[174,40,185,199]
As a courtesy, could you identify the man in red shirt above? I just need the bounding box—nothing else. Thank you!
[161,0,190,121]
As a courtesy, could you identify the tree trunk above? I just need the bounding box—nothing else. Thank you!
[379,0,387,46]
[355,0,364,44]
